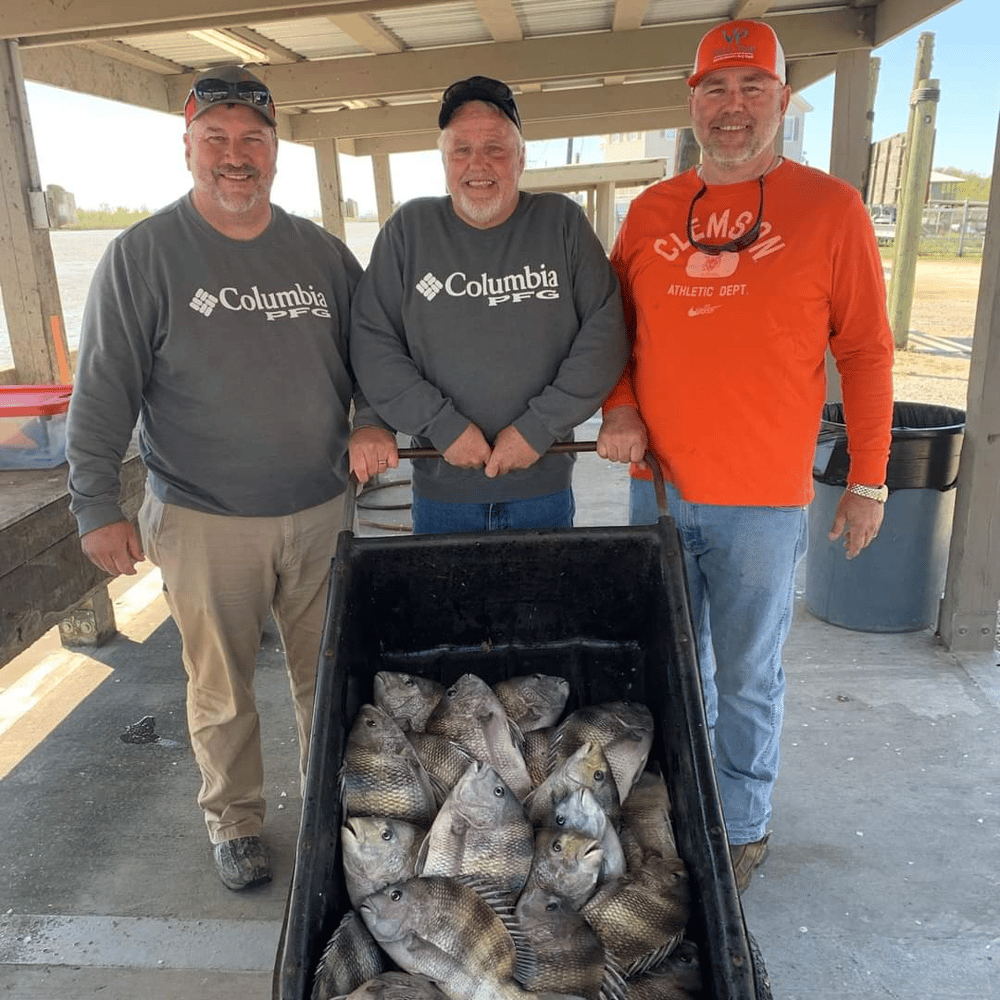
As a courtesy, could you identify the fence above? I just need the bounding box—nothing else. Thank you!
[871,200,989,257]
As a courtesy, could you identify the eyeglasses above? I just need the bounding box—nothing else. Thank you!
[190,78,273,109]
[686,175,765,255]
[439,76,521,130]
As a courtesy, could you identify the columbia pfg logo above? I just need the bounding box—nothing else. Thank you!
[190,288,218,316]
[416,272,443,301]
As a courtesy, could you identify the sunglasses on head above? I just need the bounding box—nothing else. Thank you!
[686,175,765,255]
[191,78,273,108]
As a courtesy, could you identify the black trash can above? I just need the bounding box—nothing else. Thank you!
[805,401,965,633]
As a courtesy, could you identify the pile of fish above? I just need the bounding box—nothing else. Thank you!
[311,671,702,1000]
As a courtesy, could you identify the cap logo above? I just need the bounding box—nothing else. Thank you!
[722,27,749,45]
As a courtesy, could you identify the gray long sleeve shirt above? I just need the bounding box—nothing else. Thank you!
[67,194,372,535]
[349,191,628,503]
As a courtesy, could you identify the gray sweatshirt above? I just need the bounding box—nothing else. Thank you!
[67,194,372,536]
[349,192,628,503]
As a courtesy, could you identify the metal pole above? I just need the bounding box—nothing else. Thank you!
[887,78,940,350]
[958,198,969,257]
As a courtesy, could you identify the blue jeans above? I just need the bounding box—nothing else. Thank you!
[630,478,807,844]
[411,489,575,534]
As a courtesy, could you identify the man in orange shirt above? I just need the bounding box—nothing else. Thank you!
[597,19,894,892]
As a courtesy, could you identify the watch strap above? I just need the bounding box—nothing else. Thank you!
[847,483,888,503]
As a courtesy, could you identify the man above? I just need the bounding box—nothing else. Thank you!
[66,65,395,890]
[350,76,628,533]
[597,20,894,891]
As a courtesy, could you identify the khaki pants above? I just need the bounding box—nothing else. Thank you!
[139,489,344,844]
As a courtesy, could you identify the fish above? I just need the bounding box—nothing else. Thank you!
[407,729,479,791]
[625,940,702,1000]
[425,673,532,799]
[341,704,440,826]
[341,816,427,909]
[618,768,678,868]
[415,759,534,900]
[523,728,553,789]
[549,702,654,804]
[536,787,627,883]
[360,875,574,1000]
[520,828,604,911]
[581,856,691,976]
[523,741,621,831]
[493,674,571,733]
[340,972,452,1000]
[514,890,626,1000]
[311,909,390,1000]
[374,671,446,733]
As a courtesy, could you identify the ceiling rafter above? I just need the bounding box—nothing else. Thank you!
[328,13,406,53]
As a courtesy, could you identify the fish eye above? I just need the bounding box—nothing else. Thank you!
[546,901,558,911]
[552,840,563,852]
[446,686,458,698]
[555,813,566,826]
[404,676,416,687]
[365,717,377,728]
[381,828,393,841]
[493,785,505,798]
[390,889,403,901]
[593,769,605,782]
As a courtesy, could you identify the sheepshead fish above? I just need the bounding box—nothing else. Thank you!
[625,940,702,1000]
[550,702,654,802]
[360,876,559,1000]
[341,704,439,826]
[416,759,534,899]
[425,673,532,799]
[341,972,451,1000]
[523,728,554,788]
[407,729,478,791]
[514,890,626,1000]
[311,909,389,1000]
[374,671,445,733]
[581,856,690,976]
[342,816,426,909]
[521,828,603,911]
[537,787,626,883]
[523,741,621,831]
[619,768,678,869]
[493,674,571,733]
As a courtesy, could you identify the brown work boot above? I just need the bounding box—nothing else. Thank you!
[730,832,770,893]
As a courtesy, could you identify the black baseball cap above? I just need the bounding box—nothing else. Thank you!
[438,76,521,131]
[184,65,277,127]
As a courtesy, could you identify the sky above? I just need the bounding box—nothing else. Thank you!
[22,0,999,218]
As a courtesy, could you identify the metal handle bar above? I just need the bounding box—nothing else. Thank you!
[342,441,666,533]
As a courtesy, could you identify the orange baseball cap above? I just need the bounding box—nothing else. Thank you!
[688,19,786,88]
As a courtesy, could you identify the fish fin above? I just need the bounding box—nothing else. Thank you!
[428,772,452,811]
[414,830,430,874]
[507,716,526,756]
[597,957,629,1000]
[452,874,516,916]
[510,925,538,987]
[624,935,685,977]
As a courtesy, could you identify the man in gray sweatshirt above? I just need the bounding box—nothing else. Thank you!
[66,65,395,890]
[350,76,628,532]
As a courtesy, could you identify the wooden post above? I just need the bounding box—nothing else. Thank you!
[0,39,71,385]
[314,138,346,241]
[675,128,700,176]
[372,154,394,226]
[595,181,614,252]
[938,111,1000,653]
[886,79,940,349]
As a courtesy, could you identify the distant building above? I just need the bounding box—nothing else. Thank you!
[600,93,813,226]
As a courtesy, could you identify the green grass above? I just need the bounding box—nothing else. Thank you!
[63,206,152,230]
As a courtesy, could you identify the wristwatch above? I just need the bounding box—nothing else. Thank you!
[847,483,889,503]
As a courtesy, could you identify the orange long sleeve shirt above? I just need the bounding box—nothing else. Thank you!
[606,160,894,506]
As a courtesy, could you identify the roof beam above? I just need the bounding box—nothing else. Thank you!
[612,0,650,32]
[473,0,523,42]
[873,0,960,46]
[163,8,873,110]
[7,0,455,46]
[328,13,406,53]
[729,1,776,18]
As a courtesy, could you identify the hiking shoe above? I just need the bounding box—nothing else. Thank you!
[212,835,272,891]
[730,832,770,893]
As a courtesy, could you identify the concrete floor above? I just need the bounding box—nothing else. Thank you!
[1,419,998,999]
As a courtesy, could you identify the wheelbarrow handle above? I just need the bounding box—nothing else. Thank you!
[342,441,667,532]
